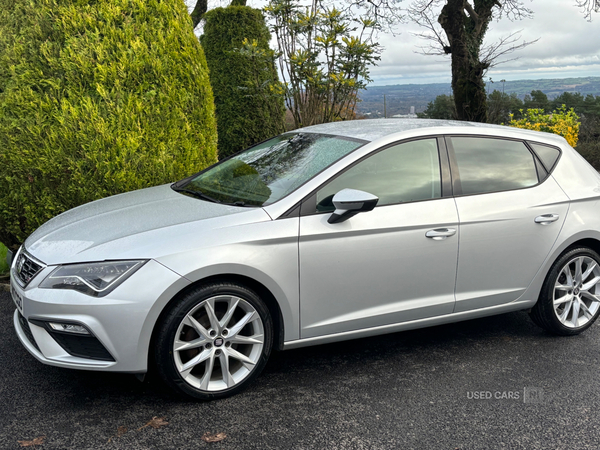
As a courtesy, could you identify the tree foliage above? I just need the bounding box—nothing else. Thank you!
[523,90,549,112]
[265,0,381,128]
[0,0,218,249]
[417,94,456,119]
[487,90,523,124]
[202,6,285,158]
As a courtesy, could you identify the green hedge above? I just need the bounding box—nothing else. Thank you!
[0,0,218,250]
[202,6,284,159]
[0,243,8,275]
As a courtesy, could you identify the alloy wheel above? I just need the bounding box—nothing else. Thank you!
[553,255,600,328]
[173,295,265,392]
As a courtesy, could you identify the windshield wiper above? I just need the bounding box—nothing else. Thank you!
[171,185,221,204]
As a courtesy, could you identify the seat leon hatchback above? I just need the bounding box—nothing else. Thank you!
[10,119,600,400]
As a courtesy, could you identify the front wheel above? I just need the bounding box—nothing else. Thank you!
[530,247,600,336]
[154,282,273,400]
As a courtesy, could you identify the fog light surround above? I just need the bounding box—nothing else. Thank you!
[48,322,90,335]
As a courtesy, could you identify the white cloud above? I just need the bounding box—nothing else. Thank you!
[371,0,600,85]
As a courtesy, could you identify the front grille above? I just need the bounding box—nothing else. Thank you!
[15,252,43,286]
[48,332,115,362]
[18,312,40,352]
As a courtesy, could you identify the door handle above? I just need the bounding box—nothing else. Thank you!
[534,214,560,225]
[425,228,456,240]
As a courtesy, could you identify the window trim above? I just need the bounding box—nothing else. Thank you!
[297,135,451,218]
[444,135,550,198]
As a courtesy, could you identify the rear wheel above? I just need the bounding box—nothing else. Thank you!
[530,247,600,335]
[155,282,273,400]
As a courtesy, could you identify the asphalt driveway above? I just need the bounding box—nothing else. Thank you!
[1,288,599,449]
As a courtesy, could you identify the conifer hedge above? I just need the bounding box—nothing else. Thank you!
[0,0,218,250]
[202,6,285,159]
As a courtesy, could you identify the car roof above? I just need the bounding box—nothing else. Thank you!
[297,118,567,146]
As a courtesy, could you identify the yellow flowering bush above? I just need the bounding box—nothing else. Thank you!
[509,106,580,147]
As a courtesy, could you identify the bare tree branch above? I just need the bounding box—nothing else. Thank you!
[576,0,600,20]
[480,31,539,68]
[341,0,405,33]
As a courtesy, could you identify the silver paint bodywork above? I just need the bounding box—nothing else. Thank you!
[11,119,600,372]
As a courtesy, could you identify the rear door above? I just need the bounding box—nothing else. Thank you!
[447,136,569,312]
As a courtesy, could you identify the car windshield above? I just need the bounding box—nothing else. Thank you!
[178,133,365,206]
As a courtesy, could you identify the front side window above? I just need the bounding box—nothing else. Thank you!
[449,137,539,196]
[316,138,442,212]
[179,133,364,206]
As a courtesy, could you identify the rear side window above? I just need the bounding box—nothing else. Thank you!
[449,137,539,196]
[529,143,561,172]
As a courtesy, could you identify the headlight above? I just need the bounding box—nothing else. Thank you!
[39,260,147,297]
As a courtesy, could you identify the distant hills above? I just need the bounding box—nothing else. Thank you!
[357,76,600,117]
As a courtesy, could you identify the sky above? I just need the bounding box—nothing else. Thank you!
[190,0,600,86]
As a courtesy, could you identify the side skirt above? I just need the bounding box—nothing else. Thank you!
[283,300,535,350]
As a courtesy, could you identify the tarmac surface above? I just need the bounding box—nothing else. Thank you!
[1,288,600,449]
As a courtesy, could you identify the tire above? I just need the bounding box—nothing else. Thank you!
[154,282,273,400]
[530,247,600,336]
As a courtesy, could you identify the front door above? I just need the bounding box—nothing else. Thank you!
[298,138,460,339]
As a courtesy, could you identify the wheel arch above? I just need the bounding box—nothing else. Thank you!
[522,233,600,308]
[566,238,600,257]
[148,273,286,372]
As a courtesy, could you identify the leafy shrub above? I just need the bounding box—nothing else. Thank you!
[202,6,285,159]
[0,0,218,250]
[508,107,580,147]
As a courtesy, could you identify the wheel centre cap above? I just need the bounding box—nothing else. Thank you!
[214,337,224,347]
[574,288,580,296]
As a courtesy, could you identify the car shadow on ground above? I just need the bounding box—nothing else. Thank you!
[32,309,557,402]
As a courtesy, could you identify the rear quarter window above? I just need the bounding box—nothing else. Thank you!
[529,143,561,172]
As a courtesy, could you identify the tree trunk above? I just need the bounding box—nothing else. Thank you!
[190,0,208,28]
[190,0,247,28]
[439,0,497,122]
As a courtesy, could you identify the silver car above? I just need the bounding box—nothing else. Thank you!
[10,119,600,400]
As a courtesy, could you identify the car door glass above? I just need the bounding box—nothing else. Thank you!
[450,137,539,196]
[316,138,442,212]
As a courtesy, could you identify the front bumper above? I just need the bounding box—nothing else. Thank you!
[11,258,190,372]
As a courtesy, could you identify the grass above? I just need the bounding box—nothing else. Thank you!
[0,242,9,275]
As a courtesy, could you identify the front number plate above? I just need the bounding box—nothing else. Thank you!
[10,282,23,313]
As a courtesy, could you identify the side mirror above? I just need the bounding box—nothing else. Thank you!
[328,188,379,224]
